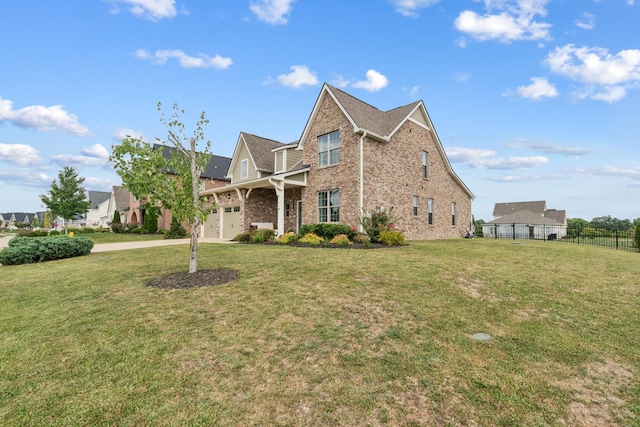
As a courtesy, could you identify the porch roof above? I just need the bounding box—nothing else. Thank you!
[200,165,310,196]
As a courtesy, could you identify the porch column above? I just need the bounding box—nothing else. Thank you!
[269,178,285,236]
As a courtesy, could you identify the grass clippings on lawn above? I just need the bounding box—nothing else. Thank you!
[146,269,238,289]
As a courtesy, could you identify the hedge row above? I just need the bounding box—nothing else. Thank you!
[0,236,94,266]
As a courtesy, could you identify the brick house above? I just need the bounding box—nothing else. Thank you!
[200,83,474,240]
[126,144,231,230]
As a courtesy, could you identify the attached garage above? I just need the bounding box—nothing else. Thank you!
[203,208,218,238]
[221,205,241,239]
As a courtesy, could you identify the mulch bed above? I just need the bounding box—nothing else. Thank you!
[146,269,238,289]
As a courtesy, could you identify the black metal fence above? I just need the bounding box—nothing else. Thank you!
[483,224,638,252]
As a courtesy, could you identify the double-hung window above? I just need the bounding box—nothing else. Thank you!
[318,131,340,167]
[318,189,340,222]
[413,196,419,216]
[422,151,428,179]
[428,198,434,225]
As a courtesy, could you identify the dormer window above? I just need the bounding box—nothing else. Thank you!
[318,131,340,167]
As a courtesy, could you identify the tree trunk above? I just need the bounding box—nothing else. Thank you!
[188,137,200,274]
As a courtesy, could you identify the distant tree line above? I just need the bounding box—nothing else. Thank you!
[568,215,640,232]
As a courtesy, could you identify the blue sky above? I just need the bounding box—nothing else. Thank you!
[1,0,639,222]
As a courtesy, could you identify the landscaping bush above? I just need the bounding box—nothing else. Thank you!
[16,229,30,237]
[49,230,60,236]
[80,227,95,234]
[233,232,252,242]
[0,236,94,266]
[378,229,405,246]
[298,232,323,246]
[94,226,110,233]
[329,234,352,247]
[300,223,356,241]
[143,207,159,234]
[110,222,124,233]
[27,230,48,237]
[278,232,299,244]
[359,207,399,243]
[252,228,275,243]
[165,218,187,239]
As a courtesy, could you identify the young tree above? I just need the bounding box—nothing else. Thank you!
[39,167,90,235]
[110,102,213,273]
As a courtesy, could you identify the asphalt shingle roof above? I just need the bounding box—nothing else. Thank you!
[241,133,286,172]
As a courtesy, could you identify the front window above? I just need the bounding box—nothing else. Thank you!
[422,151,428,179]
[318,189,340,222]
[318,131,340,167]
[241,159,248,179]
[413,196,419,216]
[428,198,434,225]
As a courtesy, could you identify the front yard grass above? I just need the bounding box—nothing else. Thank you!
[1,239,638,426]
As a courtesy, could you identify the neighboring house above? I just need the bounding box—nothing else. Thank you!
[0,212,45,229]
[103,185,131,226]
[200,83,474,240]
[483,200,567,240]
[85,191,112,228]
[125,144,232,230]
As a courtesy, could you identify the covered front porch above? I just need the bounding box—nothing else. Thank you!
[200,168,308,239]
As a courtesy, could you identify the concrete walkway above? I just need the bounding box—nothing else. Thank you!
[0,235,233,252]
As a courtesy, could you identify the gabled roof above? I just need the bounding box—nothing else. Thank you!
[485,210,562,225]
[153,144,232,180]
[227,132,287,177]
[112,186,130,211]
[298,84,425,146]
[88,191,111,209]
[493,201,547,217]
[544,209,566,224]
[296,83,473,199]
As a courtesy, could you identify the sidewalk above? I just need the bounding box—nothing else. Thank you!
[0,235,233,252]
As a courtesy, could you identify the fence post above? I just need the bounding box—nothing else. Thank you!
[512,223,516,240]
[616,230,619,250]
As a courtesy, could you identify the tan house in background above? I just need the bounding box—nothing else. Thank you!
[201,83,474,240]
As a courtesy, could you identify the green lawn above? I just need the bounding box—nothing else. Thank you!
[1,239,638,426]
[82,232,166,244]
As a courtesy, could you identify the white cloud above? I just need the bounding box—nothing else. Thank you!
[83,176,118,191]
[446,147,497,164]
[107,0,178,21]
[250,0,296,25]
[113,127,147,142]
[136,49,233,69]
[446,146,548,169]
[0,97,90,136]
[516,77,558,100]
[352,70,389,92]
[454,0,551,43]
[545,44,640,102]
[82,144,110,160]
[575,12,595,30]
[0,169,50,187]
[390,0,440,17]
[506,139,589,156]
[276,65,319,88]
[51,154,109,168]
[0,143,43,166]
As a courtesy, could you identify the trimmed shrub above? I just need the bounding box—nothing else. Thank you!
[252,228,275,243]
[233,232,252,242]
[378,229,405,246]
[0,236,94,266]
[143,207,159,234]
[17,229,30,237]
[49,230,60,236]
[27,230,48,237]
[330,234,352,247]
[298,232,323,246]
[95,226,110,233]
[300,223,356,241]
[165,218,187,239]
[278,232,299,244]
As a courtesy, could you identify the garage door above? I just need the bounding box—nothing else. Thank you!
[222,206,241,240]
[203,208,218,238]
